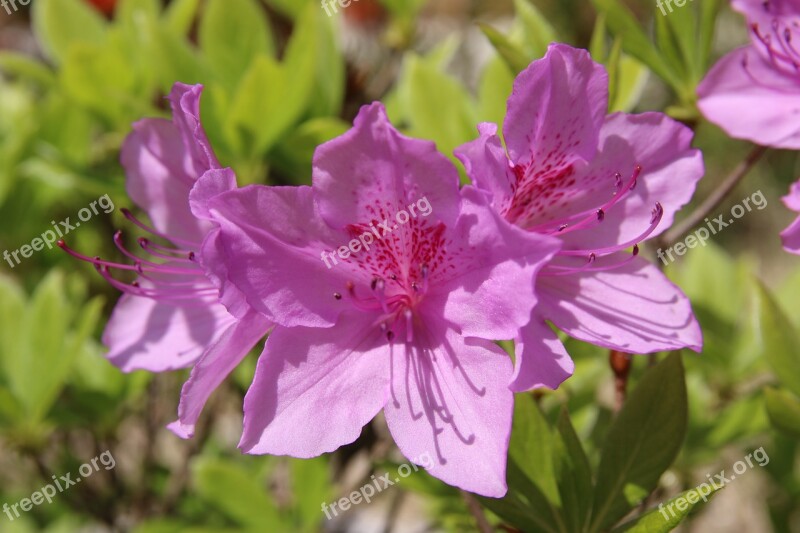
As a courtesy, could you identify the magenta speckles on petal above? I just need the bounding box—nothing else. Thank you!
[457,44,704,392]
[208,103,561,497]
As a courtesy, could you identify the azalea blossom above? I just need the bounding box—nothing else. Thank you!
[455,44,704,392]
[205,103,561,497]
[60,83,271,438]
[697,0,800,149]
[781,181,800,254]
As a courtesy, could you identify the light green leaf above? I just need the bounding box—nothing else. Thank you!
[479,23,531,75]
[764,387,800,438]
[192,458,281,528]
[590,353,688,532]
[164,0,200,36]
[200,0,274,89]
[32,0,108,65]
[592,0,682,92]
[614,485,723,532]
[513,0,557,59]
[753,282,800,397]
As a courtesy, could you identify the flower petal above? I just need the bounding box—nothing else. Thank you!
[239,312,389,456]
[167,311,272,439]
[511,317,574,392]
[103,293,237,372]
[698,47,800,149]
[431,187,560,340]
[454,122,516,206]
[504,43,608,176]
[208,185,353,328]
[167,83,221,176]
[538,257,703,353]
[121,118,211,245]
[313,102,461,230]
[384,325,513,498]
[557,112,704,251]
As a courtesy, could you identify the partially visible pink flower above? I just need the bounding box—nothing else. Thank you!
[61,83,271,438]
[205,103,561,497]
[456,44,704,392]
[697,0,800,149]
[781,180,800,253]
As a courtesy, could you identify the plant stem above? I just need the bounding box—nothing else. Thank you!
[661,145,767,247]
[461,490,494,533]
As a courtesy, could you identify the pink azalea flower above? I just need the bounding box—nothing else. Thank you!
[60,83,271,438]
[781,180,800,253]
[205,103,561,497]
[455,44,704,392]
[697,0,800,149]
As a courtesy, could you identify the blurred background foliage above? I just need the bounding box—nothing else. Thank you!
[0,0,798,531]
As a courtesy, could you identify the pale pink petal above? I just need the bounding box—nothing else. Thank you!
[511,318,574,392]
[313,102,461,230]
[430,187,560,340]
[239,312,389,456]
[208,185,354,328]
[557,112,703,251]
[384,325,513,498]
[698,47,800,149]
[537,257,702,353]
[103,292,237,372]
[121,118,211,245]
[781,215,800,254]
[168,311,272,439]
[454,122,515,206]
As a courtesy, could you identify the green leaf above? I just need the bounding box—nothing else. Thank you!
[192,458,281,528]
[753,282,800,397]
[764,387,800,438]
[592,0,682,92]
[32,0,108,65]
[589,353,688,532]
[479,23,531,75]
[480,397,594,533]
[164,0,200,36]
[200,0,274,89]
[513,0,557,59]
[0,52,56,87]
[556,407,593,533]
[614,485,723,532]
[698,0,722,72]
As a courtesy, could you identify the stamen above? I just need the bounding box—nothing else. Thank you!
[120,208,199,248]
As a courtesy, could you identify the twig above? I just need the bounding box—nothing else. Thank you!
[609,350,633,413]
[461,490,494,533]
[661,145,767,246]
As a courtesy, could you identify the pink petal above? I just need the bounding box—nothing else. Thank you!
[454,123,516,207]
[122,118,211,245]
[167,83,221,177]
[698,47,800,149]
[208,185,353,328]
[168,311,272,439]
[103,293,237,372]
[189,168,238,221]
[511,318,574,392]
[557,112,704,251]
[781,215,800,254]
[239,312,389,456]
[384,324,513,498]
[504,43,607,180]
[431,187,561,340]
[538,257,702,353]
[313,102,461,230]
